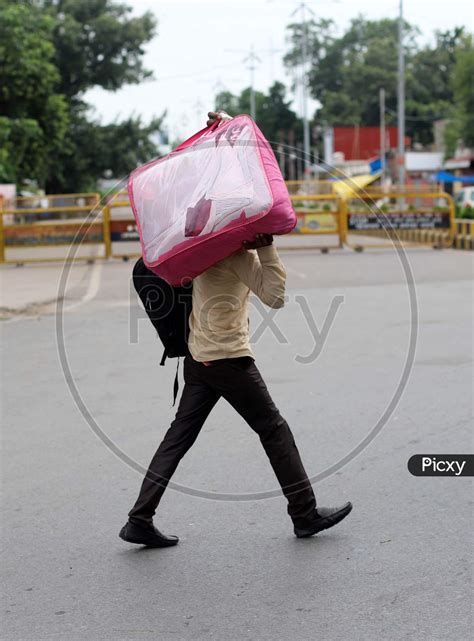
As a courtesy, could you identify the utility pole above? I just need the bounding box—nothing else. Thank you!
[226,46,261,121]
[244,45,261,121]
[278,131,286,175]
[379,87,386,181]
[291,2,314,173]
[288,129,296,181]
[397,0,405,187]
[262,38,282,85]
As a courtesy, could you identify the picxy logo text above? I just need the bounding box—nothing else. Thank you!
[408,454,473,477]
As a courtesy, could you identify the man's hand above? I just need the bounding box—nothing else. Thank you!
[206,112,220,127]
[242,233,274,250]
[206,111,232,127]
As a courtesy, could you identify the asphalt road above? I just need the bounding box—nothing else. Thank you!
[1,245,473,640]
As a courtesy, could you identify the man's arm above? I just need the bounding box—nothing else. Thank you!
[228,235,286,309]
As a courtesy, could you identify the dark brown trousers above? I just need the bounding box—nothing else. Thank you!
[128,355,317,528]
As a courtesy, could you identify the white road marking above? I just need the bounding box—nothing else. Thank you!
[1,261,104,323]
[63,260,103,312]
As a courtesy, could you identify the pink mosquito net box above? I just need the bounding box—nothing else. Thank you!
[128,115,296,285]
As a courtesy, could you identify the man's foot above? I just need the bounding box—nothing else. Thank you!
[294,502,353,538]
[119,521,179,547]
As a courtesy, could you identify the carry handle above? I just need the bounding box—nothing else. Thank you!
[173,119,222,153]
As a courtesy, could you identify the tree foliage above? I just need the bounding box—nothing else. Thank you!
[42,0,156,97]
[46,107,163,192]
[409,28,466,145]
[444,35,474,154]
[0,2,69,185]
[284,16,466,146]
[216,81,302,146]
[0,0,161,192]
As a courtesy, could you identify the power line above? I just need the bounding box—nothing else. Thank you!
[154,61,244,82]
[225,46,262,121]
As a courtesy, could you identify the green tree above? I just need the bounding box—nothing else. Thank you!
[409,28,466,145]
[0,0,161,192]
[284,16,465,146]
[285,17,419,127]
[215,91,240,115]
[41,0,160,192]
[0,2,69,185]
[215,82,301,146]
[41,0,155,97]
[46,106,164,192]
[445,35,474,154]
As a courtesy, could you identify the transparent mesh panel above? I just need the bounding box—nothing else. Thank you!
[131,121,273,263]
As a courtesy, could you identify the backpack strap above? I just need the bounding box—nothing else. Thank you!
[159,349,180,405]
[160,347,168,366]
[172,357,180,406]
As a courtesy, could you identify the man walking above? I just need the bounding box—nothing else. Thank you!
[120,112,352,547]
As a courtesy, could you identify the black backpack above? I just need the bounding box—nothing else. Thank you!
[132,258,193,402]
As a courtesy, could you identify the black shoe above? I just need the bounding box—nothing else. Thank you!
[294,502,353,538]
[119,521,179,547]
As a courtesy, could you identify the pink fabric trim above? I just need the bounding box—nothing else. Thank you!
[128,115,296,284]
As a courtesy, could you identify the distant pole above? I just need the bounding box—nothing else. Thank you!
[227,46,261,121]
[379,87,386,181]
[264,37,282,85]
[397,0,405,187]
[288,129,296,181]
[244,45,261,121]
[292,2,314,174]
[278,131,286,175]
[250,48,256,121]
[301,6,311,172]
[296,142,304,180]
[323,126,334,165]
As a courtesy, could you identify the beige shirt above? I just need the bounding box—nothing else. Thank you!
[188,245,286,362]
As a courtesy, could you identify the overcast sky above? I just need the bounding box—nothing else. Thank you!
[85,0,473,140]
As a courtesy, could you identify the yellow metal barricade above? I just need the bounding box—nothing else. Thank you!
[285,194,345,251]
[107,198,141,260]
[13,192,99,211]
[360,183,440,197]
[454,218,474,250]
[107,192,346,258]
[285,180,335,196]
[2,188,472,265]
[341,191,455,251]
[110,189,130,203]
[0,204,108,264]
